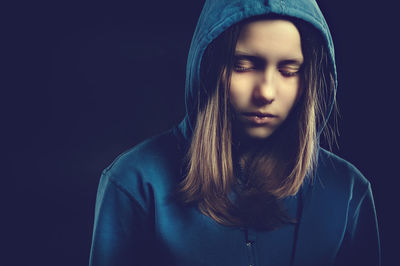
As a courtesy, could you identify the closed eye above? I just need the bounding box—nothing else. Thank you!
[279,69,300,77]
[233,54,264,73]
[233,64,255,72]
[278,60,303,77]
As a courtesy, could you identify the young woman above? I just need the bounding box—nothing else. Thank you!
[89,0,381,265]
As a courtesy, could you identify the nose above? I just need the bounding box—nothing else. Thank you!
[252,68,276,105]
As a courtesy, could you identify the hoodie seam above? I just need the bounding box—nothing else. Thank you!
[281,0,286,13]
[352,183,370,220]
[107,174,148,215]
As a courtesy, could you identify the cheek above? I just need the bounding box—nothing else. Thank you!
[229,75,253,108]
[293,78,304,104]
[279,79,302,110]
[295,77,305,102]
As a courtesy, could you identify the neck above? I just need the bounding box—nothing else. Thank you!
[232,135,271,172]
[233,132,274,154]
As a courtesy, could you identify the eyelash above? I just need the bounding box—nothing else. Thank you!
[279,70,300,77]
[233,65,254,72]
[233,65,300,77]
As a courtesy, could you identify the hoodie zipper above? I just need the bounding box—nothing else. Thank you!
[235,156,257,266]
[244,228,257,266]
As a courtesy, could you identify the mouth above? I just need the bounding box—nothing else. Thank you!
[240,112,277,125]
[242,112,276,118]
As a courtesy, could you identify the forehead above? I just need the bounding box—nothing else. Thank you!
[236,19,303,61]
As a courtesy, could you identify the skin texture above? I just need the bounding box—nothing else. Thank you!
[230,19,304,141]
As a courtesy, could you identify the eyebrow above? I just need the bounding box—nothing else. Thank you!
[233,54,264,65]
[234,52,303,67]
[278,59,303,67]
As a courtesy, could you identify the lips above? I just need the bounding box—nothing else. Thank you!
[242,112,276,118]
[241,112,277,125]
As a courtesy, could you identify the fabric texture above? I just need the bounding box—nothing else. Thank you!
[89,0,381,265]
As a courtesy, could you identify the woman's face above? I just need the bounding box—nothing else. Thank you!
[229,19,304,140]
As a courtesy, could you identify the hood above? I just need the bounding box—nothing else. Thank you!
[180,0,337,138]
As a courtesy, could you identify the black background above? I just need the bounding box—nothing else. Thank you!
[3,1,399,265]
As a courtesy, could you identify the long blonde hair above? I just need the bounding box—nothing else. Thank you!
[179,15,336,230]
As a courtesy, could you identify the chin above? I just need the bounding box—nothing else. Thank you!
[245,128,275,140]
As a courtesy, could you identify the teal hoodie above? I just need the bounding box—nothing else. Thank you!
[89,0,381,265]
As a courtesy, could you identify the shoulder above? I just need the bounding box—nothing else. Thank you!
[106,127,183,171]
[99,126,186,200]
[314,148,371,200]
[301,148,375,230]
